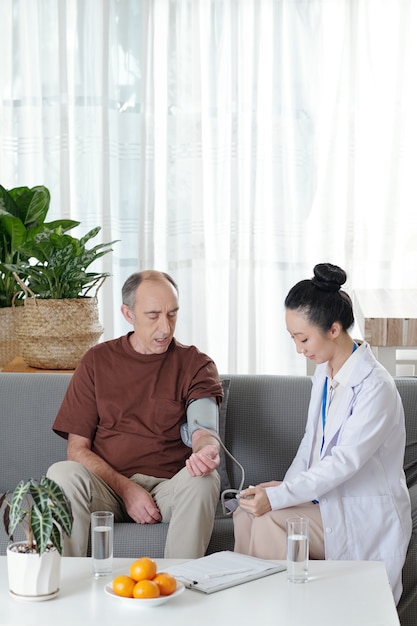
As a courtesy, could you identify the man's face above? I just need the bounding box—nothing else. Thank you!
[122,279,179,354]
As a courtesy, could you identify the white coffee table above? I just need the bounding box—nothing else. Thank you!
[0,556,400,625]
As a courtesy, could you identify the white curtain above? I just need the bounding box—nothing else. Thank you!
[1,0,417,375]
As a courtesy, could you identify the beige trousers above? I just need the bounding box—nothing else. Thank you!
[47,460,220,559]
[233,501,325,559]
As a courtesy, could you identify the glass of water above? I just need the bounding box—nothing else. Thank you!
[286,516,309,583]
[91,511,114,577]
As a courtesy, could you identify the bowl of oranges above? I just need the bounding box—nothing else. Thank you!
[104,557,185,607]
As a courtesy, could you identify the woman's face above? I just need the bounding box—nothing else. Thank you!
[285,308,336,365]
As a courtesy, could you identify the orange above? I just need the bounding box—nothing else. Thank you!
[112,575,136,598]
[132,579,160,599]
[153,572,177,596]
[129,557,157,582]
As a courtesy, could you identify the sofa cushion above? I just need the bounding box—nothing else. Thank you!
[397,377,417,488]
[218,378,231,492]
[0,373,71,494]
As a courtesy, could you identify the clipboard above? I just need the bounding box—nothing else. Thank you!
[164,551,286,594]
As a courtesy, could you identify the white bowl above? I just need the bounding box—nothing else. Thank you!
[104,580,185,607]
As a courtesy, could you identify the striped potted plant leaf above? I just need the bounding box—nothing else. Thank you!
[0,477,73,599]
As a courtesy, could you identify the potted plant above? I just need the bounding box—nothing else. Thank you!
[11,224,116,299]
[0,476,73,599]
[0,184,78,367]
[3,209,118,370]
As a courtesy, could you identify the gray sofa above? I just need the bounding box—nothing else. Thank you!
[1,372,416,624]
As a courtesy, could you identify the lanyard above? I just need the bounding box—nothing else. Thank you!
[321,341,357,452]
[320,379,329,453]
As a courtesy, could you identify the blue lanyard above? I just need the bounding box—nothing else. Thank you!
[321,342,357,452]
[320,379,329,453]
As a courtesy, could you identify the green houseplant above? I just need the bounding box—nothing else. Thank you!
[0,184,78,368]
[1,184,118,370]
[9,224,116,300]
[6,225,118,369]
[0,476,73,555]
[0,184,78,307]
[0,476,73,598]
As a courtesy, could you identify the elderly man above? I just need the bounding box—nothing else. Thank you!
[47,270,223,558]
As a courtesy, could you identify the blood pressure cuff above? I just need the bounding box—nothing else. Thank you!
[180,397,219,447]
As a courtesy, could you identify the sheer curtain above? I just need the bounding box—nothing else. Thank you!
[1,0,417,375]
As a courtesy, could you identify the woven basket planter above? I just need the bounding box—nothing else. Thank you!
[0,307,22,369]
[15,297,103,370]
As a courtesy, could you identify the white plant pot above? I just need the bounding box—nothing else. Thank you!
[7,542,61,600]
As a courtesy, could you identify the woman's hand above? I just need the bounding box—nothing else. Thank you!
[238,484,277,517]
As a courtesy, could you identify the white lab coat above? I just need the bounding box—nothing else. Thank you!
[266,343,411,604]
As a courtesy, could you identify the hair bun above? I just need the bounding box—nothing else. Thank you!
[311,263,347,293]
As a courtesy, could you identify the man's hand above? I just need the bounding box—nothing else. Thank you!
[67,433,162,524]
[119,480,162,524]
[186,443,220,477]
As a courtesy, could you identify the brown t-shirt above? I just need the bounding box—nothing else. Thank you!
[52,334,223,479]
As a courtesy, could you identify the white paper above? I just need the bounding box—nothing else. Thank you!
[164,551,286,594]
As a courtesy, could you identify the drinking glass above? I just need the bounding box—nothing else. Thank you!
[91,511,114,577]
[286,517,309,583]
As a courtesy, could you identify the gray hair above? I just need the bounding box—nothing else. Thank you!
[122,270,179,309]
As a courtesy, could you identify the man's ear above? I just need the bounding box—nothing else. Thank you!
[121,304,135,326]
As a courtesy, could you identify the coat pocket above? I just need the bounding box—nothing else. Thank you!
[342,495,405,560]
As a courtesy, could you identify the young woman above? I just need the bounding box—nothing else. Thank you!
[233,263,411,604]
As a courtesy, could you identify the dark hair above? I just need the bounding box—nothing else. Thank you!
[285,263,354,333]
[122,270,179,309]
